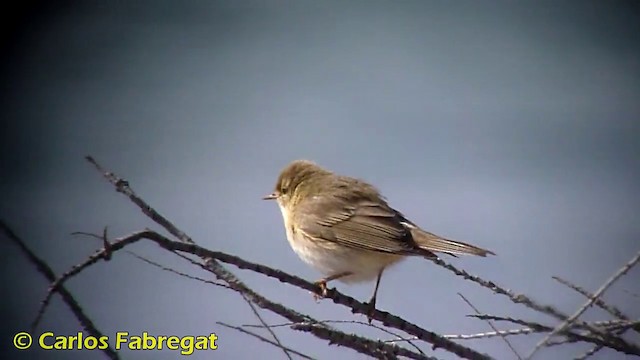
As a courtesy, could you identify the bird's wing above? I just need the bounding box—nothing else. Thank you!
[293,194,430,256]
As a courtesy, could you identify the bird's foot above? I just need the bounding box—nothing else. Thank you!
[363,298,377,323]
[312,279,328,302]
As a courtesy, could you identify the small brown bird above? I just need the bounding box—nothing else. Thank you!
[263,160,494,312]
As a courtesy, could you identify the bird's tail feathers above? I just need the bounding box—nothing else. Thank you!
[412,229,495,257]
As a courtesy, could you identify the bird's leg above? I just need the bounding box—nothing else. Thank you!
[365,269,384,323]
[313,271,352,300]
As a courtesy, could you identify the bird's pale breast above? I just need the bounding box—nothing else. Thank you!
[278,203,404,283]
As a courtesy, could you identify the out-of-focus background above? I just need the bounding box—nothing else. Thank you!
[2,1,639,359]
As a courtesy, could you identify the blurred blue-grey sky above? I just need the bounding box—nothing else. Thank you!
[1,1,639,359]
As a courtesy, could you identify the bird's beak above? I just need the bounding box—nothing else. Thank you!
[262,192,278,200]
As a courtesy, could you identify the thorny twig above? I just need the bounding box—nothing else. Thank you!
[551,276,631,323]
[552,275,638,359]
[526,251,640,359]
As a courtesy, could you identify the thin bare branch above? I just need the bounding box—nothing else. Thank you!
[623,289,640,299]
[575,343,607,360]
[526,251,640,359]
[574,320,640,359]
[430,258,571,325]
[551,274,638,359]
[244,319,427,356]
[470,316,637,332]
[469,314,638,353]
[0,221,120,360]
[125,251,230,288]
[552,276,631,322]
[85,156,194,244]
[126,247,291,359]
[319,320,427,356]
[128,246,293,359]
[444,328,537,340]
[468,315,552,330]
[291,323,439,360]
[218,322,315,360]
[239,294,294,360]
[70,231,104,240]
[429,256,635,351]
[458,293,522,359]
[386,327,539,342]
[32,230,152,329]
